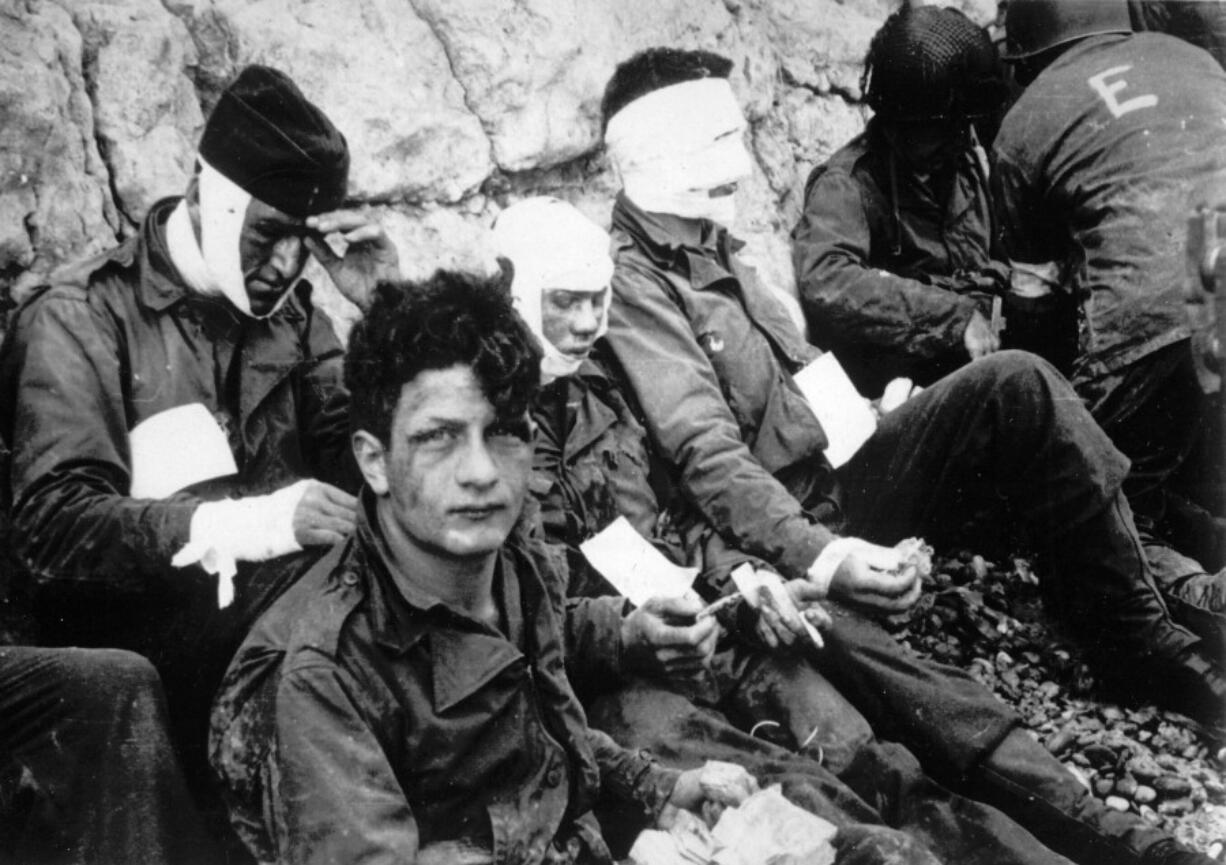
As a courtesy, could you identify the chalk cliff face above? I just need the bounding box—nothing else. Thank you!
[0,0,993,336]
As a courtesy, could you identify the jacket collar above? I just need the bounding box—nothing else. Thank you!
[135,197,197,312]
[353,490,531,710]
[612,192,745,292]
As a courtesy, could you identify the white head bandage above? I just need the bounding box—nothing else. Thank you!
[492,197,614,382]
[165,157,295,320]
[606,77,752,227]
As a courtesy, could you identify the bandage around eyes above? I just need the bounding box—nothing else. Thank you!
[606,78,753,225]
[493,197,614,382]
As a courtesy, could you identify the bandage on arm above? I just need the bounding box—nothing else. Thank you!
[172,479,310,607]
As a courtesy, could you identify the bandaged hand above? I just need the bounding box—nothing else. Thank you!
[808,537,927,615]
[173,479,355,608]
[668,760,759,827]
[874,377,922,418]
[749,575,831,650]
[304,208,400,312]
[621,593,719,681]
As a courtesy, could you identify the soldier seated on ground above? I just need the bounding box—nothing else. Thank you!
[792,5,1027,397]
[494,195,1217,865]
[0,65,399,806]
[208,272,767,865]
[596,43,1223,865]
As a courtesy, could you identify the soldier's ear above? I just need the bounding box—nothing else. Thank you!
[352,430,389,495]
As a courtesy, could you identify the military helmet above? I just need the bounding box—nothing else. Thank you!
[1003,0,1131,61]
[863,5,1005,123]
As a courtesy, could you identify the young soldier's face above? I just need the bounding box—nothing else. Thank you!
[365,364,533,563]
[541,287,608,361]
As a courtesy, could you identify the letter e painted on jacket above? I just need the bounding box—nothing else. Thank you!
[1087,66,1158,119]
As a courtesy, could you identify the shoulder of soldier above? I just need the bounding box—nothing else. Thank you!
[14,238,139,315]
[802,133,878,207]
[250,542,366,673]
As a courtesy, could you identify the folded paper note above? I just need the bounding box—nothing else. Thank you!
[130,403,237,499]
[793,353,877,468]
[580,516,697,606]
[729,563,823,648]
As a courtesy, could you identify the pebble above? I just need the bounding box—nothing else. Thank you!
[1083,744,1118,768]
[1154,775,1193,798]
[1126,755,1163,785]
[1204,780,1226,804]
[1114,775,1138,799]
[1157,797,1193,816]
[885,550,1218,853]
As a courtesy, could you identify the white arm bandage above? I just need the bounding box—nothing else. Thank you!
[172,479,310,607]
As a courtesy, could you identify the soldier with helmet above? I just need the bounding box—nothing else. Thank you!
[994,0,1226,674]
[792,4,1017,397]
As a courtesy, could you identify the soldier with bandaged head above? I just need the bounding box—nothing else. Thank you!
[0,64,399,794]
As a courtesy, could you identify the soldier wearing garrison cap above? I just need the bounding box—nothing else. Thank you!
[0,63,400,830]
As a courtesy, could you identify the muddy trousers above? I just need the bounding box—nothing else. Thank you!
[835,351,1222,724]
[586,649,1075,865]
[0,646,218,865]
[813,605,1207,865]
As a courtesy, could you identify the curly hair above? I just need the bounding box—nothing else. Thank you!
[344,271,543,445]
[600,47,734,133]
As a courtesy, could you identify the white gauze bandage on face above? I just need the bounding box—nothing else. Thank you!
[606,77,753,227]
[492,197,614,382]
[196,157,254,315]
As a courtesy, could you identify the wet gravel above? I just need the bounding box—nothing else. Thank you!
[883,550,1226,857]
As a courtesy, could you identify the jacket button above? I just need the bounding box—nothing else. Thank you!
[341,571,359,587]
[545,764,563,787]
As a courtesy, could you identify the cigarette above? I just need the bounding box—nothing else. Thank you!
[696,593,742,619]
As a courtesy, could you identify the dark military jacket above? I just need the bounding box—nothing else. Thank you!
[993,32,1226,385]
[792,131,997,394]
[606,195,840,582]
[0,197,356,593]
[211,492,678,865]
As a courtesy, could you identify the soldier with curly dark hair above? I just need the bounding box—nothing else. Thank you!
[210,271,766,865]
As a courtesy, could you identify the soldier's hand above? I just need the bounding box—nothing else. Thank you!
[751,576,830,650]
[304,208,400,312]
[963,308,1000,360]
[291,481,358,547]
[621,592,719,680]
[668,760,758,825]
[827,544,922,615]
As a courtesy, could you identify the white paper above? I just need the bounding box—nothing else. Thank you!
[793,353,877,468]
[580,516,697,606]
[711,786,836,865]
[729,564,823,647]
[129,403,238,499]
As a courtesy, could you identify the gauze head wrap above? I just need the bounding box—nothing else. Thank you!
[169,65,350,319]
[492,197,614,383]
[605,77,752,226]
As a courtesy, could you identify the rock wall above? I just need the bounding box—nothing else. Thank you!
[0,0,994,338]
